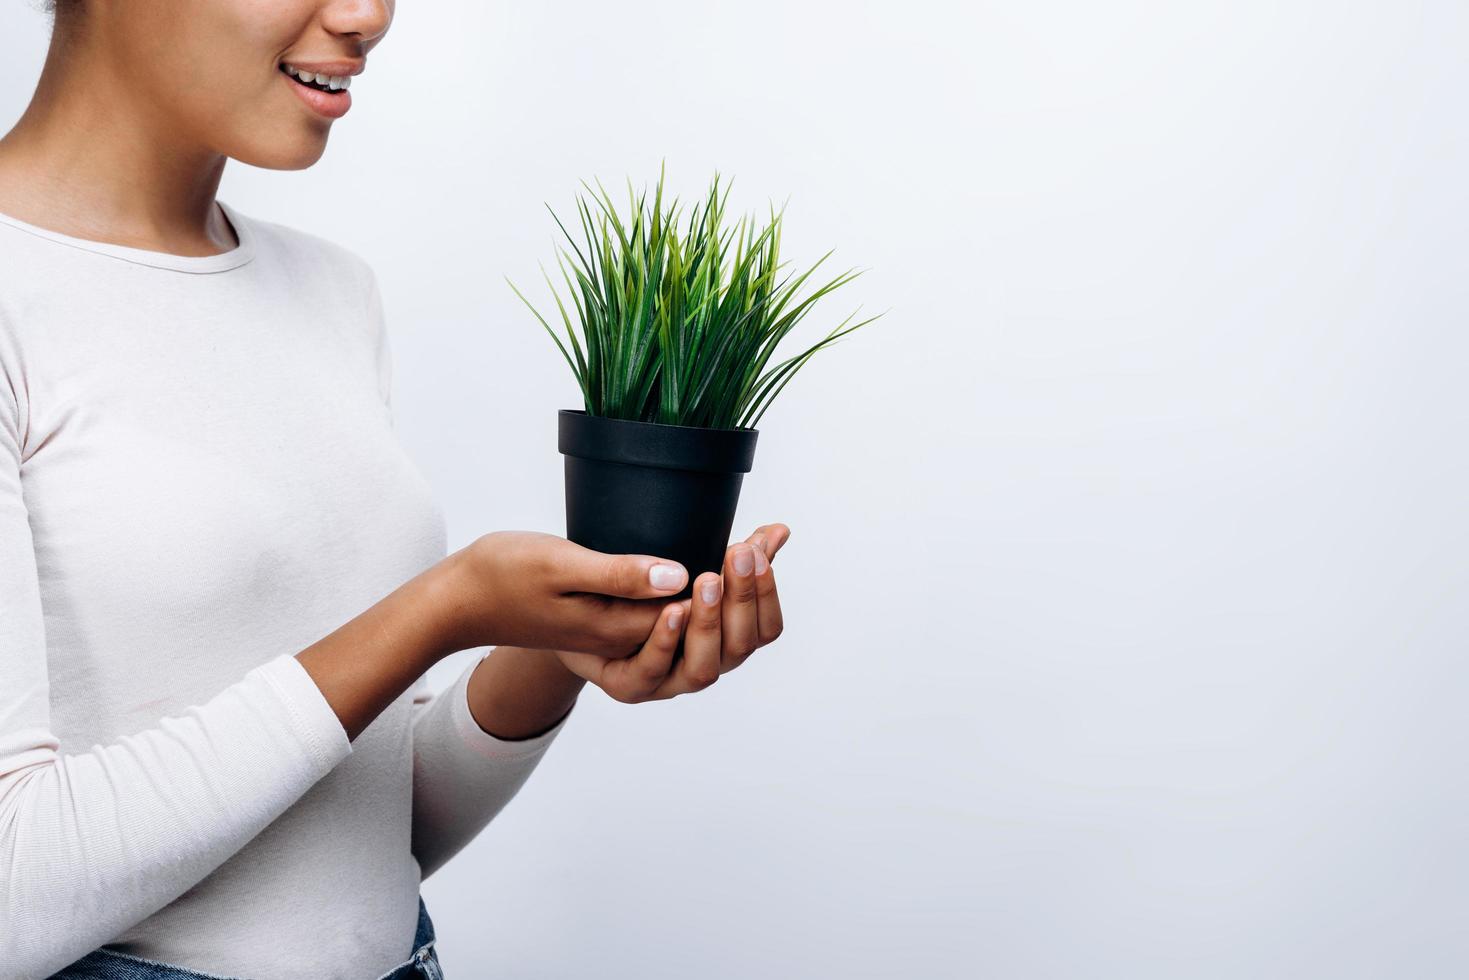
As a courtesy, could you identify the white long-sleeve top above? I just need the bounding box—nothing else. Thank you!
[0,201,574,979]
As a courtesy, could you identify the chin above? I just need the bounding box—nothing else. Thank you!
[229,134,331,171]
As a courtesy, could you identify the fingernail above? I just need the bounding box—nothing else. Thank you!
[753,544,769,575]
[650,564,685,590]
[701,579,720,604]
[667,606,684,630]
[733,546,754,576]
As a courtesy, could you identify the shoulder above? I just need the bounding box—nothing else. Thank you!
[223,206,392,377]
[225,202,380,299]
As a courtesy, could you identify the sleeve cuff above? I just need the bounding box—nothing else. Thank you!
[447,654,576,761]
[251,654,353,773]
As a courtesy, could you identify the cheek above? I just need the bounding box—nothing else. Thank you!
[168,4,328,165]
[219,0,317,52]
[166,0,309,106]
[97,0,327,169]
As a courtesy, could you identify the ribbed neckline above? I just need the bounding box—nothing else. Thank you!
[0,199,257,274]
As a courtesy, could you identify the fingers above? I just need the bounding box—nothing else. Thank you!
[720,542,760,669]
[553,600,689,702]
[752,547,784,646]
[602,601,686,702]
[745,523,792,563]
[659,572,723,696]
[557,539,688,599]
[549,527,786,686]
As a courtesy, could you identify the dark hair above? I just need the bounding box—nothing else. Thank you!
[44,0,83,23]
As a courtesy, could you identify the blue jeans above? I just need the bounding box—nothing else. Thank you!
[48,897,443,980]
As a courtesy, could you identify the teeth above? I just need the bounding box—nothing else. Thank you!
[281,64,354,91]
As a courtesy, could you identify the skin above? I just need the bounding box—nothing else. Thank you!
[0,0,789,742]
[473,525,791,739]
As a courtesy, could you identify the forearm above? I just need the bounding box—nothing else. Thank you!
[0,658,350,974]
[408,648,577,877]
[297,556,464,741]
[466,645,587,740]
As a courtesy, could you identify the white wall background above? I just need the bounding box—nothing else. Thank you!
[5,2,1469,977]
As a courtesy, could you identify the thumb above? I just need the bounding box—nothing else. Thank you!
[562,542,688,599]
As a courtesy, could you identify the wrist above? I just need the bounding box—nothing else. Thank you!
[411,552,481,668]
[297,551,476,741]
[466,645,586,741]
[421,547,495,662]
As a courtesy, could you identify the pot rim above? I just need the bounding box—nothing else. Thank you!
[559,408,757,435]
[558,408,759,473]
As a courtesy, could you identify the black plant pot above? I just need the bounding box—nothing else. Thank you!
[559,409,759,601]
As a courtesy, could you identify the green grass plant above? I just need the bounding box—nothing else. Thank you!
[508,165,883,430]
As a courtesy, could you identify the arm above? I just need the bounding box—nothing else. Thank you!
[405,525,791,879]
[0,378,456,976]
[0,511,682,976]
[1,268,691,973]
[369,263,589,875]
[0,302,488,973]
[466,644,586,740]
[408,646,584,878]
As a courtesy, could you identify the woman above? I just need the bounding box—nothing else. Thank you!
[0,1,789,977]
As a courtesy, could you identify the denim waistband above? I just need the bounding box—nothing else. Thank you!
[47,897,442,980]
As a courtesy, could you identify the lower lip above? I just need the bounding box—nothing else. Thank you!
[282,70,352,119]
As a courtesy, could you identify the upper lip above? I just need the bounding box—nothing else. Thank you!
[279,59,365,76]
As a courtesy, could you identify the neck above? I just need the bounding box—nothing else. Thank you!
[0,24,237,255]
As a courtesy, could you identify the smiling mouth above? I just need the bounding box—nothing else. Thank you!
[279,63,353,93]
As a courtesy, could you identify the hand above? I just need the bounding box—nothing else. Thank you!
[439,530,690,659]
[551,523,791,702]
